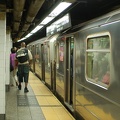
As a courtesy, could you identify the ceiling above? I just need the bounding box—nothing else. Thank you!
[1,0,120,44]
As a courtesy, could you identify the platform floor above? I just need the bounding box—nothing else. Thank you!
[6,72,75,120]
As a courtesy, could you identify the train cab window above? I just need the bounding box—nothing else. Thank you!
[86,34,110,89]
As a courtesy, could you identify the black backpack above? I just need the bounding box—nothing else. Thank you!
[16,48,29,63]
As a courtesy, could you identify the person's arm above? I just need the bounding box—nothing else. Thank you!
[28,50,33,66]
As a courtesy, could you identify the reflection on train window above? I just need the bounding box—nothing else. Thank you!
[86,35,110,89]
[59,42,64,62]
[54,42,59,68]
[35,45,40,63]
[87,36,110,49]
[43,43,49,66]
[47,43,50,66]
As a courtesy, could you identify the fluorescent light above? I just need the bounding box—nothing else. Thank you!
[54,14,69,25]
[49,2,71,17]
[31,25,43,33]
[40,16,54,25]
[26,33,32,38]
[21,2,72,41]
[17,37,26,42]
[40,2,71,25]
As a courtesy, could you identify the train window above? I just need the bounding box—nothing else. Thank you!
[87,36,109,49]
[59,42,64,62]
[35,45,39,63]
[86,34,110,89]
[54,42,59,68]
[47,43,50,67]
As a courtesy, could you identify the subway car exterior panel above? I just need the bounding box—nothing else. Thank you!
[27,9,120,120]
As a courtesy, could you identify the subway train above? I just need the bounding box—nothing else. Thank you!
[27,8,120,120]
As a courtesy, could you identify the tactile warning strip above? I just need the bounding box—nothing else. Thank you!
[17,95,39,106]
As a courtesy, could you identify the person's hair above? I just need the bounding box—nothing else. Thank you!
[11,48,16,53]
[21,42,26,47]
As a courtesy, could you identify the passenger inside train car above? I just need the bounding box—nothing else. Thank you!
[86,35,110,87]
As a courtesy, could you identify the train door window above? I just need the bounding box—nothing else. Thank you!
[86,33,110,89]
[54,42,59,68]
[46,42,50,67]
[35,44,39,63]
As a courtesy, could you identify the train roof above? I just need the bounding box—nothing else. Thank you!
[27,8,120,45]
[60,8,120,35]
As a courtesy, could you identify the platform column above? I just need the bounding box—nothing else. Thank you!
[6,28,12,92]
[0,12,6,120]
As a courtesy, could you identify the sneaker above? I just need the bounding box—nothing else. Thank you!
[24,88,29,93]
[18,85,21,90]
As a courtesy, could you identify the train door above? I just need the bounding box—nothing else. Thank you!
[41,44,45,82]
[65,36,74,110]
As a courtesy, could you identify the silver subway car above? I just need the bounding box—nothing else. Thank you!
[27,9,120,120]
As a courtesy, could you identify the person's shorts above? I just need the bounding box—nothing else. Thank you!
[18,64,29,83]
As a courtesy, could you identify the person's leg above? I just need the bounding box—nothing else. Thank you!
[13,68,18,86]
[25,82,28,88]
[14,75,18,86]
[24,73,29,92]
[18,65,23,90]
[12,75,17,86]
[23,65,29,92]
[18,75,22,90]
[10,71,14,86]
[24,82,29,92]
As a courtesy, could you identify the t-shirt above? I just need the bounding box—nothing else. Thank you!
[10,53,16,68]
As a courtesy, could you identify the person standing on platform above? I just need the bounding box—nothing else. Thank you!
[10,48,18,86]
[16,42,32,93]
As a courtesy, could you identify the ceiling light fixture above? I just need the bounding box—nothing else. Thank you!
[17,2,72,42]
